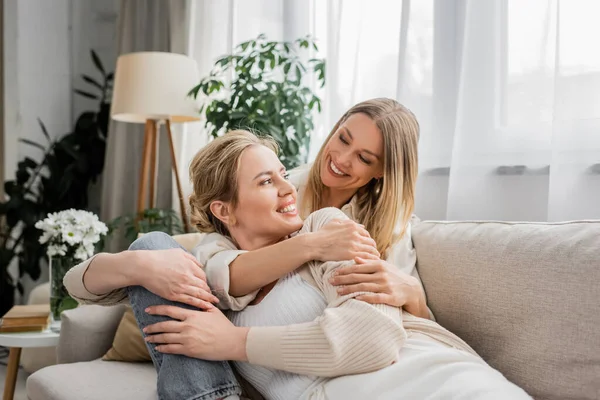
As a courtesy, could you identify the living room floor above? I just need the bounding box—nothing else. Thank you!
[0,362,28,400]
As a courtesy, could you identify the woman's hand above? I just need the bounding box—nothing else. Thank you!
[329,257,430,318]
[136,249,220,310]
[143,305,249,361]
[310,219,380,261]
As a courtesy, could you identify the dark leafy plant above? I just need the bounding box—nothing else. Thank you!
[97,208,185,252]
[0,50,113,316]
[189,34,326,169]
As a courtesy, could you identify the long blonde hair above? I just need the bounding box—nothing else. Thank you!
[188,130,278,236]
[302,98,419,257]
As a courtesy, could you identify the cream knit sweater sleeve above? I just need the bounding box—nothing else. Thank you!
[245,208,407,377]
[192,233,258,311]
[63,255,129,306]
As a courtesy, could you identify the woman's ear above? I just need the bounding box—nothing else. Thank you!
[209,201,235,226]
[374,165,384,180]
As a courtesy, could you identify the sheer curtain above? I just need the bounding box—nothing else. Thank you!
[184,0,600,222]
[322,0,600,221]
[443,0,600,222]
[178,0,316,203]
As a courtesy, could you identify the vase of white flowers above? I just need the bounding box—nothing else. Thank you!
[35,209,108,331]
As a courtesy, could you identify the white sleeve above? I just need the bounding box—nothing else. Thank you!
[192,233,258,311]
[385,215,435,320]
[385,219,419,279]
[63,255,129,306]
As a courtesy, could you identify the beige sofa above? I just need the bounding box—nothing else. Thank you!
[26,220,600,400]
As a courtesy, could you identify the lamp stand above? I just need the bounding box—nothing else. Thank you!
[137,119,190,232]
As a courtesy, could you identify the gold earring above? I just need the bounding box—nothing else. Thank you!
[374,179,382,196]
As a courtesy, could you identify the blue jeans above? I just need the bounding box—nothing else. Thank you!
[126,232,242,400]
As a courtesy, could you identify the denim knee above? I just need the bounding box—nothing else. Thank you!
[129,231,179,251]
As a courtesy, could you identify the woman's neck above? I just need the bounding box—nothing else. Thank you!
[322,187,357,209]
[230,230,286,251]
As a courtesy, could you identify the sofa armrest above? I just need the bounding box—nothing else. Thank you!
[57,304,127,364]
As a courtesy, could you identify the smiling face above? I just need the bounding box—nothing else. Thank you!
[300,98,420,257]
[320,113,385,194]
[226,145,303,248]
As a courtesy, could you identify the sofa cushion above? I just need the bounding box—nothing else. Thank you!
[412,220,600,400]
[102,307,152,362]
[27,359,157,400]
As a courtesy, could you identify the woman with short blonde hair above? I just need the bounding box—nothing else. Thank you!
[187,130,279,238]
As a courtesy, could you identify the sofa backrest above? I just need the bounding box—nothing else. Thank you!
[412,220,600,400]
[172,232,205,251]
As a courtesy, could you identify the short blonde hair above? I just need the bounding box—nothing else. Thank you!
[188,130,278,236]
[301,98,419,257]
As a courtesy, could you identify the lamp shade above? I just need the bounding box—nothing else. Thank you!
[111,52,201,123]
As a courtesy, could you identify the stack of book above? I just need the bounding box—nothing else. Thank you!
[0,304,51,333]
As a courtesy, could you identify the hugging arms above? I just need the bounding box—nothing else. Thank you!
[64,98,530,400]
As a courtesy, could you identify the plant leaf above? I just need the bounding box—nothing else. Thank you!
[188,83,202,98]
[91,50,106,76]
[82,74,102,90]
[37,118,51,142]
[74,89,99,100]
[217,57,229,67]
[56,140,79,160]
[19,138,45,151]
[199,34,322,170]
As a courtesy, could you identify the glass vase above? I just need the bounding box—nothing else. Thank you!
[49,255,79,331]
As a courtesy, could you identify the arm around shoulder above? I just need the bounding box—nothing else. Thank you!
[244,210,406,377]
[196,231,320,311]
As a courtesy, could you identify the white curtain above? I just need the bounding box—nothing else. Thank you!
[179,0,317,203]
[183,0,600,222]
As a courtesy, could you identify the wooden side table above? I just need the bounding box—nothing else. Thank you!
[0,330,59,400]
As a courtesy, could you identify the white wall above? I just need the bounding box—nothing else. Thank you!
[70,0,119,124]
[3,0,119,302]
[4,0,119,173]
[2,0,18,183]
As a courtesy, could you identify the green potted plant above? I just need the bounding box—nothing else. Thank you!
[0,50,112,316]
[189,34,326,169]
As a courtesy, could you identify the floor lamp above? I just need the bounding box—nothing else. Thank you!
[111,52,201,232]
